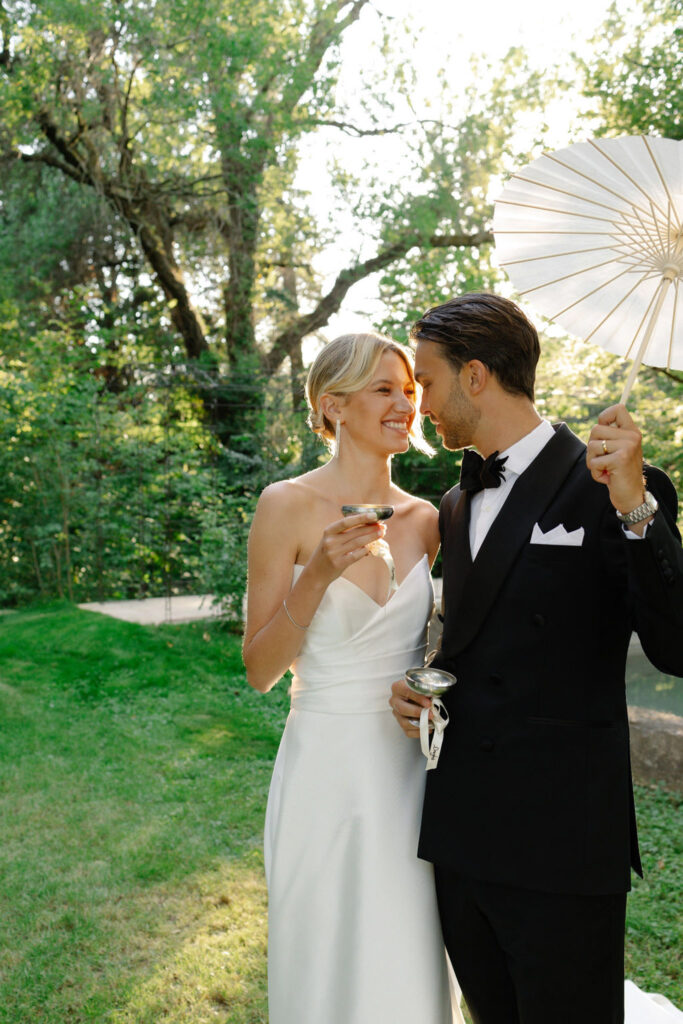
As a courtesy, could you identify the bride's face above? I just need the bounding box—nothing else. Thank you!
[342,351,416,455]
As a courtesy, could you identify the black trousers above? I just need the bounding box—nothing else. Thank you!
[434,865,626,1024]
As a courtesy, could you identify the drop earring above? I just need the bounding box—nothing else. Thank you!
[335,418,341,457]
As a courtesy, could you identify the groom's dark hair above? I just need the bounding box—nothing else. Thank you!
[410,293,540,401]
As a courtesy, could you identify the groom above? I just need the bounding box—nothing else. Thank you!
[390,293,683,1024]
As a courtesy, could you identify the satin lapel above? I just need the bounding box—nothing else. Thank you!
[441,486,472,617]
[448,424,585,653]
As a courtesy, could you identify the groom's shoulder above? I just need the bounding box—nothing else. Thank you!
[437,484,462,534]
[439,484,462,512]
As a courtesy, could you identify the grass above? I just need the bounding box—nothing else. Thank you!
[627,785,683,999]
[0,603,288,1023]
[0,604,680,1022]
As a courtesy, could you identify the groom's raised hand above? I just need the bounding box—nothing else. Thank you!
[586,404,654,536]
[389,679,432,738]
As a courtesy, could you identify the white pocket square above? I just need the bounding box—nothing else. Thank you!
[530,523,585,547]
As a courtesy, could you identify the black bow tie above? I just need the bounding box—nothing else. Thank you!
[459,449,508,493]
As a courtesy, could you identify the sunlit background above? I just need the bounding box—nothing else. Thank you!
[302,0,617,343]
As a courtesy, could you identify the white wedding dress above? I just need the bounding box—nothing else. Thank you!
[264,554,462,1024]
[626,982,683,1022]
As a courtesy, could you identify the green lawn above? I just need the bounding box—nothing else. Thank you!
[0,604,680,1022]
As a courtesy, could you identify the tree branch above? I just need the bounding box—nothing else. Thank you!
[300,117,412,137]
[8,119,210,360]
[262,228,492,375]
[10,147,93,185]
[274,0,370,123]
[298,116,451,137]
[650,366,683,385]
[35,110,89,175]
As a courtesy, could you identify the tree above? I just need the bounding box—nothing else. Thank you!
[578,0,683,140]
[0,0,505,425]
[0,1,563,603]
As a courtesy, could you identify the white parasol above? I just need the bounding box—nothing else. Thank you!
[493,136,683,402]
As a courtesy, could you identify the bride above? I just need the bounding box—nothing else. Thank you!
[243,332,462,1023]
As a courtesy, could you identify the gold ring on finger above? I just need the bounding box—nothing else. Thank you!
[602,440,609,455]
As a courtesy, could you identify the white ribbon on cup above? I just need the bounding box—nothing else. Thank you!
[420,698,449,771]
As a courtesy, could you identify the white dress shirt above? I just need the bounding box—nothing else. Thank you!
[469,420,555,559]
[467,419,646,559]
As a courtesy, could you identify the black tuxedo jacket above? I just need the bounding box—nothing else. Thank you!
[419,424,683,895]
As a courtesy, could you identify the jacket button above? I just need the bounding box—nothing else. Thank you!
[533,613,545,627]
[489,673,503,685]
[480,738,495,752]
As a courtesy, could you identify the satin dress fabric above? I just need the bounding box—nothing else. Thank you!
[626,982,683,1023]
[264,555,462,1024]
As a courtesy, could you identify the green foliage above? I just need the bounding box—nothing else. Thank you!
[0,162,123,313]
[578,0,683,139]
[0,293,325,607]
[0,317,230,605]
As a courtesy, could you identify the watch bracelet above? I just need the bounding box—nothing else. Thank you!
[615,490,658,524]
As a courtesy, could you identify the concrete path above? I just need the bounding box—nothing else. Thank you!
[78,594,220,626]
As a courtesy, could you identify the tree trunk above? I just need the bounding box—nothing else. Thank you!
[281,265,305,410]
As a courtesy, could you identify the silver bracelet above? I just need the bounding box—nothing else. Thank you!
[282,598,308,631]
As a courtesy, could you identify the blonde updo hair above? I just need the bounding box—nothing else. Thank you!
[306,332,433,455]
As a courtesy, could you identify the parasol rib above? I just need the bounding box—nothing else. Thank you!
[589,139,670,222]
[642,137,683,231]
[583,274,657,347]
[509,174,632,217]
[499,244,617,266]
[666,280,679,369]
[647,198,670,255]
[620,277,674,403]
[493,230,623,235]
[495,199,615,224]
[612,215,668,263]
[617,216,670,263]
[551,264,651,320]
[618,207,668,260]
[518,256,630,296]
[545,151,667,222]
[625,203,669,251]
[666,204,677,260]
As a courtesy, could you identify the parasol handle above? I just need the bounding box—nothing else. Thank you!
[619,273,675,405]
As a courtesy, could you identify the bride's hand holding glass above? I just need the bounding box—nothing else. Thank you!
[305,511,386,587]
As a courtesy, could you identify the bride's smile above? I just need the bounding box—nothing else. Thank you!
[340,350,417,456]
[382,418,411,436]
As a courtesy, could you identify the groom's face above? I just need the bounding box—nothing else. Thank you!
[414,340,479,451]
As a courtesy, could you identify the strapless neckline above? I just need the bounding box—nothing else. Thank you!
[293,553,428,608]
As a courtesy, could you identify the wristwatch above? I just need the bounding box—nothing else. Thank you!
[615,490,659,525]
